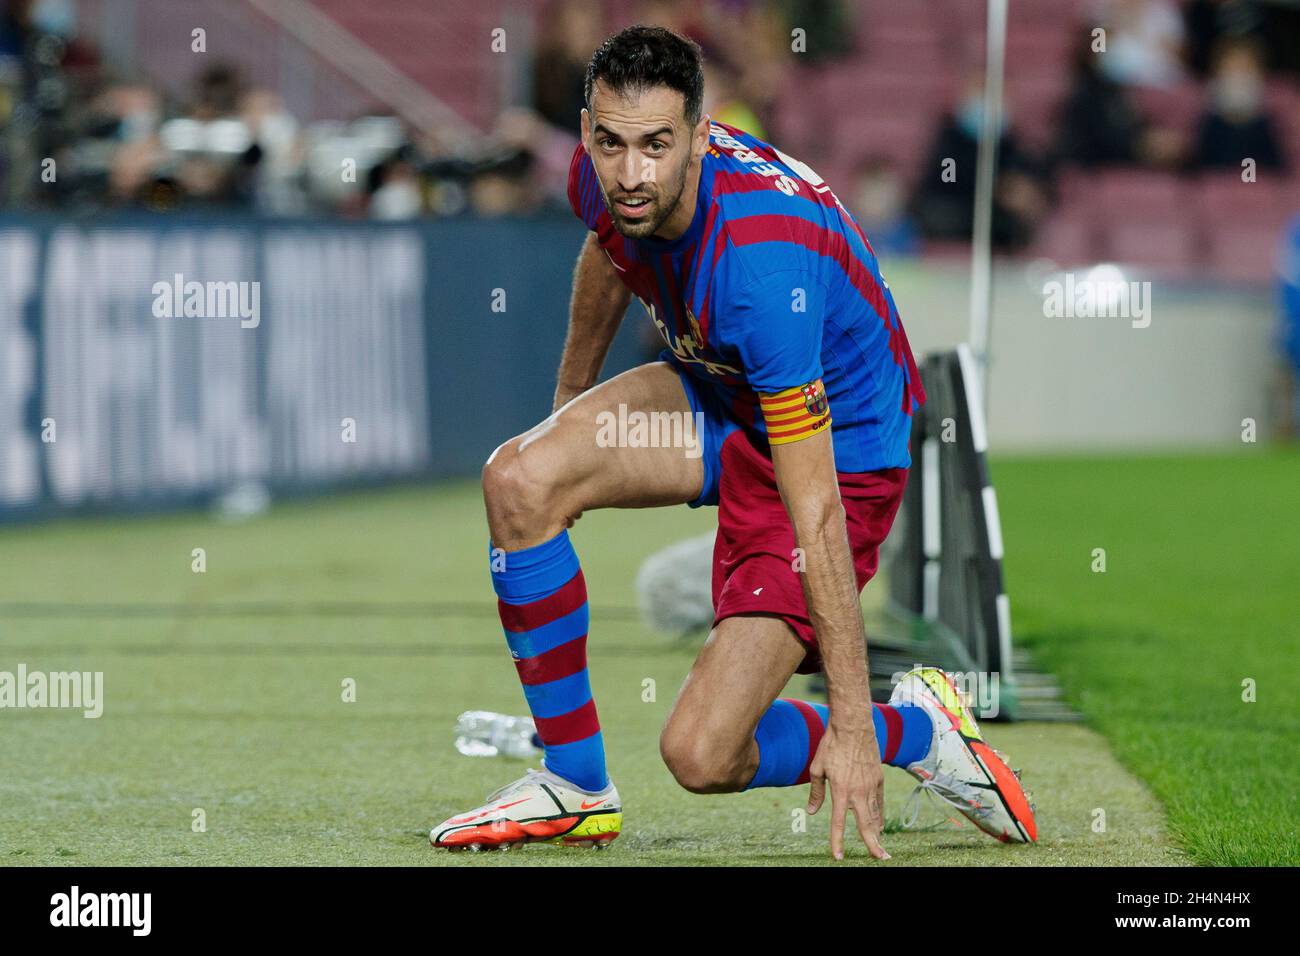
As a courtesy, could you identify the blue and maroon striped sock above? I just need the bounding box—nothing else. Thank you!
[744,698,933,789]
[490,529,607,793]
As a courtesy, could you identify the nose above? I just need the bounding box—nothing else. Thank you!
[617,150,644,194]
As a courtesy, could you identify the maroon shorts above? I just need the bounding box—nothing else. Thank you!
[710,430,909,674]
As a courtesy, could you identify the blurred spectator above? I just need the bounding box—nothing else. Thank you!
[174,153,238,208]
[771,0,857,64]
[147,62,257,208]
[29,0,74,41]
[1263,1,1300,76]
[1184,0,1268,78]
[703,60,766,138]
[1054,26,1185,168]
[1095,0,1188,89]
[629,0,788,136]
[188,62,243,121]
[468,149,544,218]
[240,89,306,215]
[697,0,787,136]
[1191,37,1286,171]
[848,157,919,257]
[0,0,31,57]
[532,0,603,131]
[368,145,423,220]
[910,72,1051,251]
[95,84,164,205]
[0,0,1292,252]
[492,106,576,205]
[99,83,161,143]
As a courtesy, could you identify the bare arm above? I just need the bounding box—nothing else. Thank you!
[553,233,632,413]
[771,429,871,714]
[770,427,888,861]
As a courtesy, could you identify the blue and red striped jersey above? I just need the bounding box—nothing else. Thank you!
[566,121,925,472]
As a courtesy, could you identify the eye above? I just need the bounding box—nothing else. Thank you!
[599,137,619,150]
[646,141,666,154]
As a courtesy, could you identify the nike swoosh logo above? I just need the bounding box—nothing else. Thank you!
[447,798,529,825]
[580,798,606,810]
[938,705,962,732]
[603,249,627,272]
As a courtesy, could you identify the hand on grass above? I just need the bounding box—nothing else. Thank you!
[807,721,890,861]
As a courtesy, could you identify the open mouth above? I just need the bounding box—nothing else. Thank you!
[614,197,652,219]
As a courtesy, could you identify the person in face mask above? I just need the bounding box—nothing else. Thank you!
[1192,37,1286,171]
[29,0,73,37]
[908,70,1050,251]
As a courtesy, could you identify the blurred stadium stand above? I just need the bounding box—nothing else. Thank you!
[0,0,1296,522]
[1,0,1295,278]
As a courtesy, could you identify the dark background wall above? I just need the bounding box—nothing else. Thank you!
[0,214,653,520]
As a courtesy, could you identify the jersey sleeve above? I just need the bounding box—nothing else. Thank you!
[566,143,603,232]
[728,270,832,445]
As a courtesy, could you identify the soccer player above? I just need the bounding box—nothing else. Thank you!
[431,25,1037,857]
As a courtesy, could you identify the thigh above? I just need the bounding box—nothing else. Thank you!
[664,613,806,756]
[485,361,707,547]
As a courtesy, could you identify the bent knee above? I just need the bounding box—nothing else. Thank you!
[482,437,574,541]
[659,723,751,794]
[482,438,529,504]
[483,436,549,506]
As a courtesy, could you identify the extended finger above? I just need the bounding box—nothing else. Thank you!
[830,787,847,860]
[855,793,890,860]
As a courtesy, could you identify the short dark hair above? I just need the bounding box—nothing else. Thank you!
[584,25,705,125]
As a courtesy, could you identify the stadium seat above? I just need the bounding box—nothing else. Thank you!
[1094,169,1193,218]
[1071,172,1200,274]
[1196,173,1298,281]
[312,0,508,130]
[1197,173,1297,225]
[1205,224,1286,282]
[850,33,947,73]
[1030,210,1098,269]
[829,114,936,184]
[820,67,952,110]
[1104,218,1200,276]
[1005,27,1073,74]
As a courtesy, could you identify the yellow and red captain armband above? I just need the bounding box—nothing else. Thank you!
[759,379,832,446]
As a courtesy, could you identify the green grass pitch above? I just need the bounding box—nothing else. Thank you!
[0,449,1293,866]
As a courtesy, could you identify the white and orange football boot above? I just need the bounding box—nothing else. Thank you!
[890,667,1037,844]
[430,767,622,851]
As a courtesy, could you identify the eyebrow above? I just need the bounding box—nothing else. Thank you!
[593,123,676,143]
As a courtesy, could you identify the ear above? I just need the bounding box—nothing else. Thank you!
[693,112,711,159]
[580,108,591,152]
